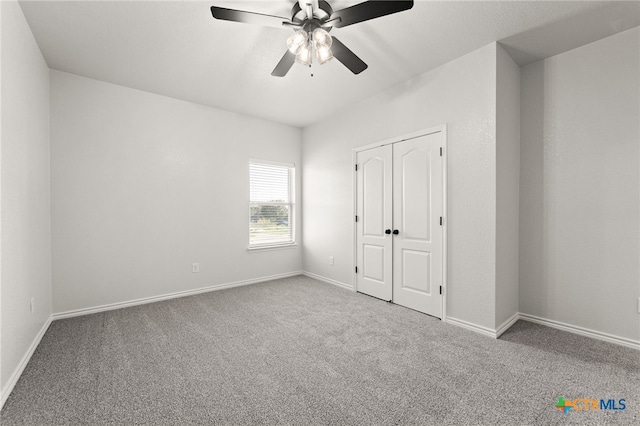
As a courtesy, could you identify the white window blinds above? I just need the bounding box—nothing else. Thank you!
[249,161,295,248]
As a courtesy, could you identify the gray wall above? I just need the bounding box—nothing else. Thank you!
[1,0,52,398]
[50,71,302,314]
[303,44,499,330]
[495,44,521,329]
[519,27,640,341]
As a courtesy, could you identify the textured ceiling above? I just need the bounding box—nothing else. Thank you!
[19,1,640,127]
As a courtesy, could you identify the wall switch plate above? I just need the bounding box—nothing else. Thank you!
[329,256,334,266]
[30,297,35,314]
[192,263,200,273]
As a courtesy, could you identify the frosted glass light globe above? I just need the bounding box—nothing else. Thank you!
[287,30,308,55]
[295,41,312,66]
[315,45,333,64]
[312,28,332,48]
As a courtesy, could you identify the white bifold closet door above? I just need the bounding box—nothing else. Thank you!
[356,132,444,318]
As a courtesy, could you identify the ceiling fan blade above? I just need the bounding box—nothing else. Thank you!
[271,51,296,77]
[210,6,291,28]
[331,0,414,28]
[331,37,368,74]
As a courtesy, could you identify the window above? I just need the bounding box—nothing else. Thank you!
[249,161,295,248]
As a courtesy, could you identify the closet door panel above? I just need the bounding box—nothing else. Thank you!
[356,145,393,301]
[392,133,443,317]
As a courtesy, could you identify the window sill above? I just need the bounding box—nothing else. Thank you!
[247,243,298,253]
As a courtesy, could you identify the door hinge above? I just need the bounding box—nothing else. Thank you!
[355,266,358,274]
[440,286,443,295]
[439,216,443,226]
[355,215,358,222]
[355,164,358,171]
[440,147,443,156]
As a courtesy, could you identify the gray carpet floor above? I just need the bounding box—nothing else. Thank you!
[1,275,638,425]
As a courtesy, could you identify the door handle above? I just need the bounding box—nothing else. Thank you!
[385,229,391,234]
[392,229,399,235]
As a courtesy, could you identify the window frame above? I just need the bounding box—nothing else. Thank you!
[248,160,296,250]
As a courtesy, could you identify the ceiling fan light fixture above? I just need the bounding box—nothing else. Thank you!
[287,30,308,55]
[295,40,313,66]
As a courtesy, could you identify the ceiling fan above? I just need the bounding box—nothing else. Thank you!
[210,0,414,77]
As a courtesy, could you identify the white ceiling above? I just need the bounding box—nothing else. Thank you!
[19,1,640,128]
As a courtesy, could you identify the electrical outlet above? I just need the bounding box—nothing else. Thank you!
[30,297,35,314]
[329,256,334,266]
[192,263,200,273]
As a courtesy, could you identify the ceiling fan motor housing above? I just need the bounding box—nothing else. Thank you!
[291,0,334,30]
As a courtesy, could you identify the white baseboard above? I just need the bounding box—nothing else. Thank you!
[0,316,52,411]
[445,316,498,338]
[52,271,303,320]
[445,312,639,350]
[496,312,520,338]
[446,312,519,339]
[518,313,640,351]
[302,271,353,291]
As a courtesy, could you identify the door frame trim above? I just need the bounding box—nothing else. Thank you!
[352,124,448,321]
